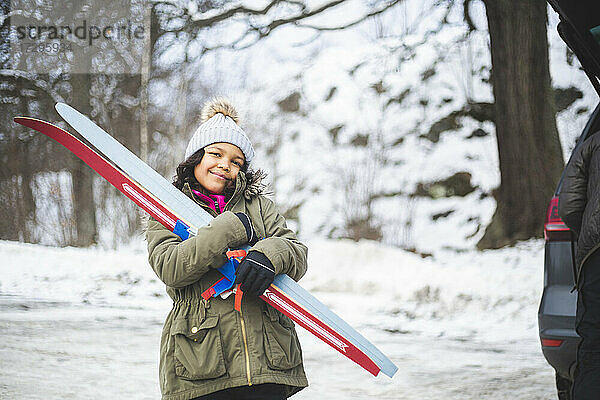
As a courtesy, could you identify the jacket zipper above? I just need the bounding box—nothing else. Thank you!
[239,305,252,386]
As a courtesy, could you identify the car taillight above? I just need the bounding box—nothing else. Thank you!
[544,196,572,242]
[541,338,564,347]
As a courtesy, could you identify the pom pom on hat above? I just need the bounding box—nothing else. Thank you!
[184,98,255,163]
[201,98,240,124]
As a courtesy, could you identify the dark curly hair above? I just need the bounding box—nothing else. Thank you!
[172,148,260,198]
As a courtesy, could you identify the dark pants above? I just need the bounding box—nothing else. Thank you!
[192,384,287,400]
[573,250,600,399]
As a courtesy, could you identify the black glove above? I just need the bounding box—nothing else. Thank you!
[234,251,275,296]
[235,212,259,246]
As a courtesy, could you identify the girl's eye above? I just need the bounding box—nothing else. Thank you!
[233,161,242,167]
[209,152,221,157]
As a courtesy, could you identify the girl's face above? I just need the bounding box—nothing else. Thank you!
[194,143,245,194]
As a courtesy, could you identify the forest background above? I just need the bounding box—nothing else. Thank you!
[1,0,595,254]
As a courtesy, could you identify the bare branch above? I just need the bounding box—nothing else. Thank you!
[188,0,283,29]
[299,0,403,31]
[185,0,347,36]
[155,0,405,57]
[265,0,346,32]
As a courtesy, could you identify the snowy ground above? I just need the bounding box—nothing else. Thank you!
[0,238,557,399]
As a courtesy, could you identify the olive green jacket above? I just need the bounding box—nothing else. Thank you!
[146,172,308,400]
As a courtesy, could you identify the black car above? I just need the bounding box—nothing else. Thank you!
[539,1,600,399]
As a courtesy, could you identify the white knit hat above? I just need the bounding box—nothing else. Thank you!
[184,98,255,163]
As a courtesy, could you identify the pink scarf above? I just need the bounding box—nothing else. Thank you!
[192,189,227,214]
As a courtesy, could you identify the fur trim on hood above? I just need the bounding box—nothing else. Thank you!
[243,169,270,200]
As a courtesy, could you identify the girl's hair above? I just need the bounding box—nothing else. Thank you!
[172,149,207,191]
[172,148,258,198]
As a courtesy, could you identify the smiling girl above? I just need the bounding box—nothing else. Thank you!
[146,99,308,400]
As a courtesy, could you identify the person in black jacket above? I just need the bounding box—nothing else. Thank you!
[559,131,600,400]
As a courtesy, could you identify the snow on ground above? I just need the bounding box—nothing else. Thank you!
[0,238,544,340]
[0,238,553,399]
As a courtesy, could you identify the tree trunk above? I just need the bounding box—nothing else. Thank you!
[70,73,98,247]
[478,0,564,249]
[0,75,37,243]
[17,81,38,243]
[112,73,142,239]
[18,123,36,243]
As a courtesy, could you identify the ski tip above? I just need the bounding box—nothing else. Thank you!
[13,116,34,125]
[56,102,83,118]
[13,117,59,132]
[55,102,69,114]
[56,102,88,122]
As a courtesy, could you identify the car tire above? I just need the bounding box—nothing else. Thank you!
[556,372,573,400]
